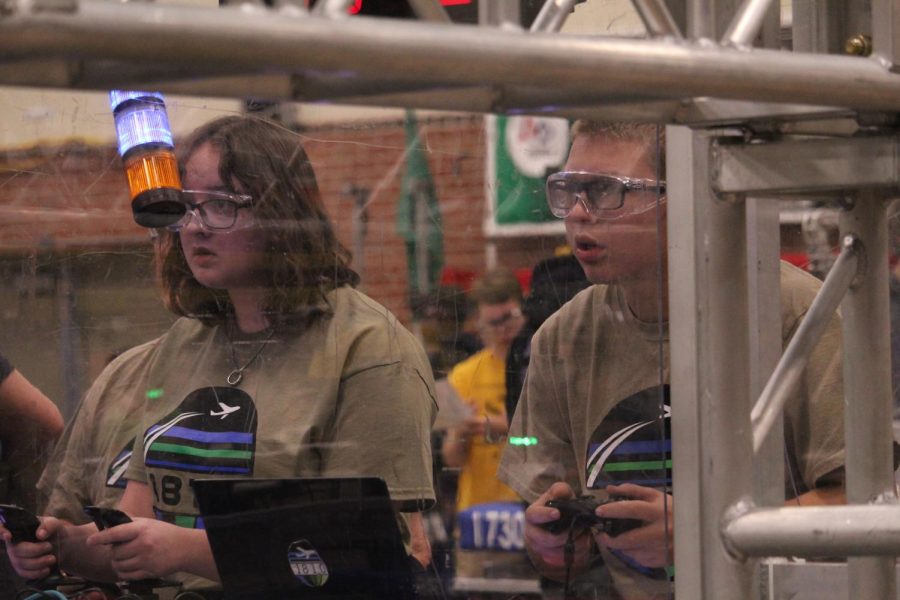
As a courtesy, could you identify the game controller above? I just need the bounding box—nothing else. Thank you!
[0,503,71,583]
[541,496,643,537]
[0,503,42,543]
[83,505,133,530]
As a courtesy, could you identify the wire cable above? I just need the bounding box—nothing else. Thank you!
[425,550,449,600]
[18,590,69,600]
[562,521,578,600]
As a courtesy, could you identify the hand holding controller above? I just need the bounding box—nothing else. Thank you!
[0,504,66,582]
[541,496,643,537]
[0,504,42,543]
[83,506,132,531]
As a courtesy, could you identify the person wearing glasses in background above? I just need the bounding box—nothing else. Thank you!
[2,115,437,595]
[441,269,532,587]
[498,121,850,599]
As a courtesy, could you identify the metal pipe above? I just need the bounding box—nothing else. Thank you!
[746,197,785,506]
[407,0,451,23]
[687,0,721,38]
[311,0,352,18]
[12,58,679,120]
[751,235,859,453]
[871,0,900,68]
[839,194,897,600]
[669,126,755,600]
[479,0,521,29]
[722,504,900,558]
[529,0,580,33]
[3,1,900,111]
[722,0,776,47]
[631,0,685,39]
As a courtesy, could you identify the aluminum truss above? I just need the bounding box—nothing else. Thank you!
[1,0,899,598]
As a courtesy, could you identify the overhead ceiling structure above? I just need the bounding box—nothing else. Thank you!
[0,0,897,123]
[2,1,900,599]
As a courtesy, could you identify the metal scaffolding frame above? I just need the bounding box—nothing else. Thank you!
[1,0,899,598]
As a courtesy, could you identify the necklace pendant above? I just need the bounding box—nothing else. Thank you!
[226,369,243,386]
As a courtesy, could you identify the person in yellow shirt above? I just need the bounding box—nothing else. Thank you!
[442,268,531,586]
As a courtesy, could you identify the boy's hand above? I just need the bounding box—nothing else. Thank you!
[1,516,65,580]
[594,483,674,568]
[87,517,185,580]
[523,482,593,580]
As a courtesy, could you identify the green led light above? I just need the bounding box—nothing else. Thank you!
[145,388,164,400]
[509,436,538,446]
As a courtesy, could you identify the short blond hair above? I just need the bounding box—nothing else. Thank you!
[471,268,523,306]
[570,120,666,176]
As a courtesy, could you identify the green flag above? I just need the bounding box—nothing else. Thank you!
[396,109,444,309]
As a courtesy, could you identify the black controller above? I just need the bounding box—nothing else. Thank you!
[0,504,42,543]
[542,496,643,537]
[83,505,133,530]
[0,504,70,583]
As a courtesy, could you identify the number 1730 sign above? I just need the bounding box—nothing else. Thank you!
[457,501,526,551]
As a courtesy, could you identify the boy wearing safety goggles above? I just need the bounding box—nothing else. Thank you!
[498,122,847,599]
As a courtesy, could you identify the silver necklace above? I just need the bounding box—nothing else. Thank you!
[226,325,276,386]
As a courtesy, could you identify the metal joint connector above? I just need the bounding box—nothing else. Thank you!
[840,232,867,289]
[720,497,756,562]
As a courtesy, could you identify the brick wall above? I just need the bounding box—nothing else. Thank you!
[0,115,567,325]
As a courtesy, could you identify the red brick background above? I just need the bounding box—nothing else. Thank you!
[0,115,567,325]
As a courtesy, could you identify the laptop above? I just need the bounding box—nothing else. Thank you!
[192,477,416,599]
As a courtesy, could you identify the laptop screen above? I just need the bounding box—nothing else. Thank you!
[192,477,415,599]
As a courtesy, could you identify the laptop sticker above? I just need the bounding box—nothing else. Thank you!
[288,539,329,587]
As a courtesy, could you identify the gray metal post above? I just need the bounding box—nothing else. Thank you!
[791,0,846,54]
[746,197,784,507]
[668,125,755,600]
[751,237,860,453]
[311,0,352,18]
[479,0,521,29]
[530,0,580,33]
[838,193,897,600]
[872,0,900,69]
[688,0,741,39]
[408,0,451,23]
[631,0,684,38]
[722,0,776,46]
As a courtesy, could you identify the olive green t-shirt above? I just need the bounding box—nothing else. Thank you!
[38,339,162,524]
[126,286,437,521]
[498,262,845,599]
[116,287,436,590]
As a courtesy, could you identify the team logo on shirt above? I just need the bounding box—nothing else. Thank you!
[586,385,672,489]
[288,539,329,587]
[143,386,258,475]
[105,439,134,488]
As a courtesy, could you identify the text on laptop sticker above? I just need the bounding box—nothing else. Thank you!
[287,539,329,587]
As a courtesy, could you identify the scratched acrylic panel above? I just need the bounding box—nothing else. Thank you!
[0,3,674,595]
[0,87,581,598]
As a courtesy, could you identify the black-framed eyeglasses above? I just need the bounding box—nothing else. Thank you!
[481,308,523,330]
[165,190,254,232]
[545,171,666,218]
